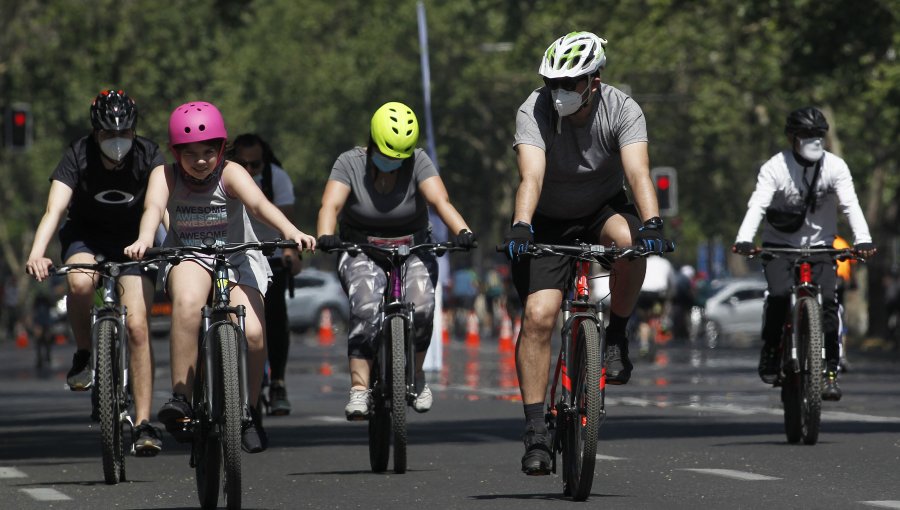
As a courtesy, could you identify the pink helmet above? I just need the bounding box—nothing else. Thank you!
[168,101,228,147]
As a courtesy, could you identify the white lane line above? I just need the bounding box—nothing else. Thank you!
[20,488,72,501]
[309,416,349,423]
[0,467,27,478]
[596,454,627,461]
[861,502,900,509]
[680,468,780,481]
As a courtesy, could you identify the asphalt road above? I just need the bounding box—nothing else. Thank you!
[1,330,899,510]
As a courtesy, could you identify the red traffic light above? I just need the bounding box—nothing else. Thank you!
[656,175,670,190]
[13,112,26,127]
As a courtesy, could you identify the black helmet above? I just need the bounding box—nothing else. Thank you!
[784,106,828,136]
[90,89,137,131]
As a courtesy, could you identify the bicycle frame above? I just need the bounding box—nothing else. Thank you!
[377,248,417,403]
[90,267,132,428]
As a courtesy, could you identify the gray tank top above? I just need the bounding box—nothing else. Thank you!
[163,164,271,293]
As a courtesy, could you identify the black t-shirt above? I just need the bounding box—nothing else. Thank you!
[52,135,165,247]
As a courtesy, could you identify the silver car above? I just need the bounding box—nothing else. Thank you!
[284,268,350,333]
[702,278,768,348]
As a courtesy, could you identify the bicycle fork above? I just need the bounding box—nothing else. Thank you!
[199,306,250,427]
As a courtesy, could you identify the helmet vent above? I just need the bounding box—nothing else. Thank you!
[199,124,206,132]
[184,127,191,133]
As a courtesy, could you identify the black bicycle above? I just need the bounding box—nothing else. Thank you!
[53,255,157,484]
[746,246,862,445]
[505,241,673,500]
[324,241,471,474]
[146,239,297,510]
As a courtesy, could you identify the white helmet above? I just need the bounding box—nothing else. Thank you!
[539,31,608,79]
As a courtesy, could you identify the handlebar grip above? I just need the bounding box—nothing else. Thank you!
[144,247,166,258]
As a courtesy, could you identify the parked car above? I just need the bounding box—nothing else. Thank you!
[702,278,767,348]
[285,268,350,333]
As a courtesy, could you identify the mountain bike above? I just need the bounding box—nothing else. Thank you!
[509,241,673,500]
[53,255,157,484]
[146,239,297,510]
[323,240,471,474]
[746,246,862,445]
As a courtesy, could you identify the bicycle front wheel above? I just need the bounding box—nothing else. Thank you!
[216,324,243,509]
[563,320,602,501]
[798,296,823,445]
[96,319,125,484]
[195,338,221,510]
[389,316,408,474]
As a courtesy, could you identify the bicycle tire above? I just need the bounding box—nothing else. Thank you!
[798,297,823,445]
[195,340,221,510]
[216,324,243,509]
[563,320,601,501]
[96,319,125,484]
[389,316,408,474]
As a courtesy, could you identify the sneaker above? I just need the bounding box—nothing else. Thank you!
[822,371,842,401]
[157,393,193,443]
[758,344,779,384]
[412,382,433,413]
[241,406,268,454]
[66,349,93,391]
[605,343,633,385]
[268,383,291,416]
[521,423,552,475]
[345,387,373,421]
[133,420,163,457]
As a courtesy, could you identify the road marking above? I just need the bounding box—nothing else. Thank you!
[0,467,27,478]
[861,502,900,509]
[309,416,349,423]
[680,468,780,481]
[20,488,72,501]
[596,454,627,461]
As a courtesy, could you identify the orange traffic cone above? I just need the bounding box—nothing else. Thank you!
[465,311,480,347]
[15,330,28,349]
[55,334,67,346]
[318,308,334,346]
[498,312,514,353]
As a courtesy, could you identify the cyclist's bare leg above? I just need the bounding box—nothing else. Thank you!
[167,261,211,400]
[349,357,373,389]
[64,252,100,352]
[119,274,154,424]
[229,284,266,409]
[598,214,645,317]
[517,289,563,404]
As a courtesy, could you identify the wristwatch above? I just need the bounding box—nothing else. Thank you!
[642,216,664,230]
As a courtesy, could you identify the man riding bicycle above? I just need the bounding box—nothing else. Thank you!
[733,106,876,401]
[505,31,668,475]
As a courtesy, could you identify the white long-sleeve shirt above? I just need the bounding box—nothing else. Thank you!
[735,150,872,247]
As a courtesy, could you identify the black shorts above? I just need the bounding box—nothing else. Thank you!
[511,193,641,302]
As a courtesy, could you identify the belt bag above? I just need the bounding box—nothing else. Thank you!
[765,158,822,233]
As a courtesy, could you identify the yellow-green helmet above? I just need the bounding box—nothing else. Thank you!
[370,102,419,159]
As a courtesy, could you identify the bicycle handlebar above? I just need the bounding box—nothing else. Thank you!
[54,256,156,277]
[740,246,864,263]
[321,241,473,258]
[144,239,299,260]
[494,240,675,259]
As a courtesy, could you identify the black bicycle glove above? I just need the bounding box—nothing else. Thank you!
[854,242,876,256]
[636,217,666,254]
[732,242,756,255]
[317,234,341,251]
[503,222,533,260]
[455,229,478,249]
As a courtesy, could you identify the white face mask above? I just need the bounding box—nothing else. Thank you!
[797,137,824,162]
[100,137,133,162]
[551,87,590,117]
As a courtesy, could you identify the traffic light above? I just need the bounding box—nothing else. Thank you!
[650,166,678,217]
[4,103,33,151]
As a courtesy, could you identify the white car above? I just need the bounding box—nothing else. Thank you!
[284,268,350,333]
[702,278,768,348]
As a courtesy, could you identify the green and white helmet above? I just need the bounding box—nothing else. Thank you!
[538,31,608,79]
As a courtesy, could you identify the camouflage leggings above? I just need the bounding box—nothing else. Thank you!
[337,250,439,360]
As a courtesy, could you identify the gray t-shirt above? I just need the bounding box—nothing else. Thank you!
[329,147,439,237]
[514,83,648,219]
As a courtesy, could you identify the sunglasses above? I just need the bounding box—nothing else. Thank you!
[236,159,264,170]
[795,129,826,139]
[543,75,588,92]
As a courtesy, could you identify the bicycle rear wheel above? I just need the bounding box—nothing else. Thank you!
[562,320,602,500]
[96,319,125,484]
[216,324,243,509]
[798,297,823,445]
[389,316,408,474]
[195,339,221,510]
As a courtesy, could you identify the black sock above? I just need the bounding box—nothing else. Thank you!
[606,313,629,345]
[524,403,545,429]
